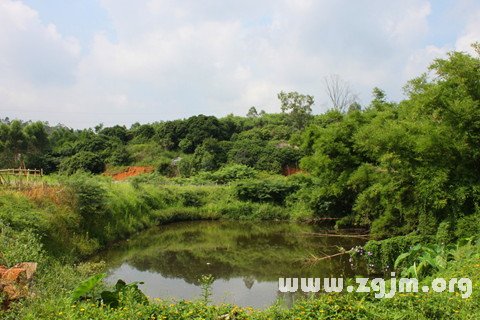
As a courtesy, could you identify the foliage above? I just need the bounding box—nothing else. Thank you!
[363,235,433,272]
[234,177,298,205]
[198,274,215,304]
[70,274,148,309]
[196,164,257,184]
[70,273,107,302]
[59,151,105,174]
[278,91,314,129]
[0,223,46,267]
[1,45,480,320]
[394,238,480,279]
[394,244,450,278]
[100,279,148,308]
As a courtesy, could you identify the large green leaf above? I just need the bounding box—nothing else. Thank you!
[70,273,106,302]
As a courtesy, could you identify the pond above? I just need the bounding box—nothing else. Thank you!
[95,220,366,308]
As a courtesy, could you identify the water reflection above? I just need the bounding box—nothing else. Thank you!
[96,221,365,308]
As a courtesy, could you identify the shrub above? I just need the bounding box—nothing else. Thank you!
[0,224,46,267]
[370,212,403,240]
[180,190,206,207]
[0,193,47,233]
[108,148,131,166]
[157,158,174,176]
[59,151,106,174]
[455,214,480,239]
[364,234,433,273]
[436,220,455,245]
[234,178,297,205]
[251,203,289,220]
[65,174,109,242]
[212,164,257,184]
[216,201,255,219]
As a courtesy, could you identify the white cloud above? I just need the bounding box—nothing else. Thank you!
[0,1,80,85]
[0,0,478,128]
[455,11,480,54]
[404,45,449,80]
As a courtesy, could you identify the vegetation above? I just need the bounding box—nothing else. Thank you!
[1,45,480,318]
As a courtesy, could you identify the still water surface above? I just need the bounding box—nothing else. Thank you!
[97,221,365,308]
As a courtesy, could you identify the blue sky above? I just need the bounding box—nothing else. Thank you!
[23,0,116,48]
[1,0,479,128]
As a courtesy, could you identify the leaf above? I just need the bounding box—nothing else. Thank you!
[394,252,411,269]
[100,290,120,308]
[70,273,106,302]
[114,279,127,292]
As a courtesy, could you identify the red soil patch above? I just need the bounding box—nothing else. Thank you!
[110,166,155,181]
[282,165,303,176]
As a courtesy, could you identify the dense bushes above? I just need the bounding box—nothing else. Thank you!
[0,223,46,268]
[363,234,434,272]
[59,151,105,174]
[195,164,257,184]
[234,177,298,205]
[0,174,300,261]
[298,48,480,241]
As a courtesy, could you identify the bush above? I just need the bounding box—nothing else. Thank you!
[234,178,298,205]
[0,224,46,267]
[212,164,257,184]
[180,190,206,207]
[364,234,433,272]
[216,201,255,219]
[252,203,289,220]
[108,148,131,166]
[436,220,455,245]
[0,193,47,233]
[59,151,106,174]
[370,212,403,240]
[455,214,480,239]
[295,183,353,218]
[157,159,174,176]
[66,174,109,242]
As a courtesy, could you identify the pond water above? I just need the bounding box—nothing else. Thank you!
[96,220,366,308]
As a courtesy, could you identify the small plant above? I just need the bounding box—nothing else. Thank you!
[394,243,452,278]
[70,273,106,302]
[199,274,215,304]
[70,274,148,308]
[100,279,148,308]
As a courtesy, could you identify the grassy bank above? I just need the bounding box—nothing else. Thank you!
[1,172,293,263]
[1,172,479,319]
[3,242,479,319]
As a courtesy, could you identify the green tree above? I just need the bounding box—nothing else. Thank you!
[277,91,314,129]
[59,151,106,174]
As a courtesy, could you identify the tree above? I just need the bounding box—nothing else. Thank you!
[324,74,358,112]
[277,91,314,129]
[247,107,259,118]
[192,138,229,172]
[59,151,105,174]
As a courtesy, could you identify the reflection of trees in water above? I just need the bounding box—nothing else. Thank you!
[98,221,365,285]
[243,276,255,289]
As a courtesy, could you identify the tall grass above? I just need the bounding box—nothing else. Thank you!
[0,173,295,262]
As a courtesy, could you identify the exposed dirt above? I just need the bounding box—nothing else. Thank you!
[109,166,155,181]
[282,165,303,176]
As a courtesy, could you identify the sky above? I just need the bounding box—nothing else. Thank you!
[0,0,479,129]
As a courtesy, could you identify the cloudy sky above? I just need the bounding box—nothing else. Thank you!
[0,0,479,128]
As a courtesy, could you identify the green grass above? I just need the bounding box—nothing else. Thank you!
[3,253,478,319]
[3,173,477,319]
